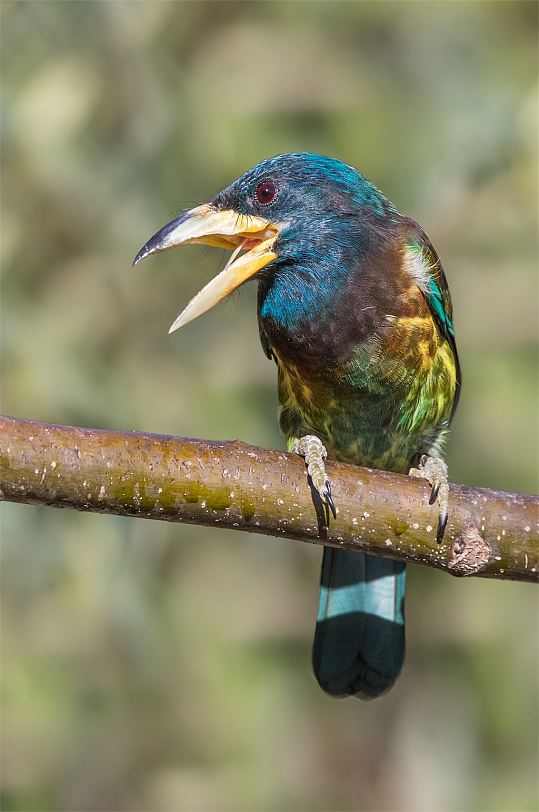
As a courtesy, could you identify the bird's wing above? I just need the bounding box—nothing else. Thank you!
[403,227,461,418]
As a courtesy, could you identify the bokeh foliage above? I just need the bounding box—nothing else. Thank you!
[1,2,537,810]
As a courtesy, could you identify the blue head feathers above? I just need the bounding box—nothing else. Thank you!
[212,154,398,329]
[213,152,396,221]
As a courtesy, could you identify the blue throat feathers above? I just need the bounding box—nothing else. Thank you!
[259,219,377,332]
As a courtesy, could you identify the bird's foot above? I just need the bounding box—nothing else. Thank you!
[293,435,337,519]
[409,455,449,543]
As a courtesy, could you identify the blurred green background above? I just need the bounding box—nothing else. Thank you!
[1,2,537,811]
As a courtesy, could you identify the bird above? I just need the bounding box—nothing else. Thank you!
[134,153,460,700]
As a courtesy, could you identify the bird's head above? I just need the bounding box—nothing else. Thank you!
[134,153,393,332]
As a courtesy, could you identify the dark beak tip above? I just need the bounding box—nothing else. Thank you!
[132,215,185,268]
[132,248,147,267]
[133,237,161,267]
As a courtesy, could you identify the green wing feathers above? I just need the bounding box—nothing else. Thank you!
[387,233,459,436]
[403,232,461,420]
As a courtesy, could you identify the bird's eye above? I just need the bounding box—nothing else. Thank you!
[255,180,277,205]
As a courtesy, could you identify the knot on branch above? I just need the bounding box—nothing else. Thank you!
[448,524,491,576]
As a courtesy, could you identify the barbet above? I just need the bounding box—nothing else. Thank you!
[135,153,460,699]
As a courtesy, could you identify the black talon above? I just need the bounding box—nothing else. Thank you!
[324,480,337,519]
[429,481,440,505]
[436,511,448,544]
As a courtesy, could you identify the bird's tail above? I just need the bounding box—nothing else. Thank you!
[312,548,406,699]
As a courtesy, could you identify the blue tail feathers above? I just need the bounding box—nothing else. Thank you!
[312,548,406,699]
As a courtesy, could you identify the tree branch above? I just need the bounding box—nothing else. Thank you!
[1,416,537,582]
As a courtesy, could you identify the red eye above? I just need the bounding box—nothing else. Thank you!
[255,180,277,205]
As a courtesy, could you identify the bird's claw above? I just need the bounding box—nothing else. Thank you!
[409,454,449,544]
[293,435,337,519]
[323,479,337,519]
[429,480,440,505]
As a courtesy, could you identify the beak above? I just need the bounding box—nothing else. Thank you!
[133,203,279,332]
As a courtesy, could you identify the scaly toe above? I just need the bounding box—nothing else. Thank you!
[410,455,449,544]
[293,434,337,520]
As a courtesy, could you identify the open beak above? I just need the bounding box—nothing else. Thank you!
[133,204,279,332]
